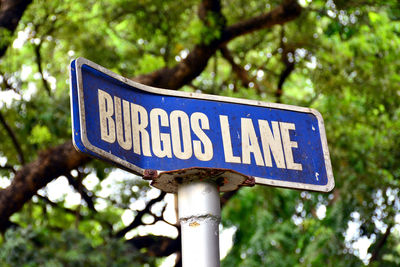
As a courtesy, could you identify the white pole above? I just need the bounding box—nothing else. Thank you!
[178,180,221,267]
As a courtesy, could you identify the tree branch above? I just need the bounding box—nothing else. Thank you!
[369,223,394,264]
[221,0,302,43]
[134,0,302,90]
[198,0,222,22]
[0,0,33,57]
[0,163,16,173]
[221,189,239,208]
[127,234,181,257]
[220,44,261,93]
[276,27,295,103]
[34,42,52,96]
[65,171,96,212]
[0,71,20,93]
[0,141,90,232]
[144,203,176,227]
[0,110,25,164]
[31,9,59,96]
[276,56,295,103]
[36,193,114,231]
[36,194,77,215]
[0,0,303,234]
[116,191,167,238]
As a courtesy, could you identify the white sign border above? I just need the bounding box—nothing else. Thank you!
[71,57,334,192]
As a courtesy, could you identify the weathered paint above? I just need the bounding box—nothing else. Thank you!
[150,167,254,193]
[70,57,334,192]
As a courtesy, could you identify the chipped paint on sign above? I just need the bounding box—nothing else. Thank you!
[70,58,334,192]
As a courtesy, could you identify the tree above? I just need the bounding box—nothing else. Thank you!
[0,0,399,266]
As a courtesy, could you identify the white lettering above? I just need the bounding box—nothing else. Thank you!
[219,115,241,163]
[258,120,286,168]
[241,118,264,166]
[170,110,192,160]
[280,122,302,170]
[98,89,115,143]
[150,108,172,158]
[131,103,151,156]
[191,112,213,161]
[97,91,302,170]
[114,96,132,150]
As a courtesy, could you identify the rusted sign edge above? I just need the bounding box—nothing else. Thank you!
[72,57,334,192]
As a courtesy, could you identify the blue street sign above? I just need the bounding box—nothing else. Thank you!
[70,58,334,192]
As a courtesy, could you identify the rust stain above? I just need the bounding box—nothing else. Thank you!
[189,221,200,227]
[143,169,157,180]
[150,167,253,193]
[241,176,256,187]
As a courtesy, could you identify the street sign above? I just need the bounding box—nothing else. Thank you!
[70,57,334,192]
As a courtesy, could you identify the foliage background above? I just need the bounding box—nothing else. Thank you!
[0,0,399,266]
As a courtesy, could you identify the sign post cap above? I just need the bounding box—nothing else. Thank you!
[147,167,255,193]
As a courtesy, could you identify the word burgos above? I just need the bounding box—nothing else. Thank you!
[97,89,302,171]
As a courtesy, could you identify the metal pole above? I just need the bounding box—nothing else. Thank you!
[178,180,221,267]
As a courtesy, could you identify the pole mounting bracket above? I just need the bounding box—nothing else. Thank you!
[144,167,255,193]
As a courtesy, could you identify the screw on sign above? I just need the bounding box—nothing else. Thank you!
[70,58,334,267]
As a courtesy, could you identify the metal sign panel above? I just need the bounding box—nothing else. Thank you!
[70,57,334,192]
